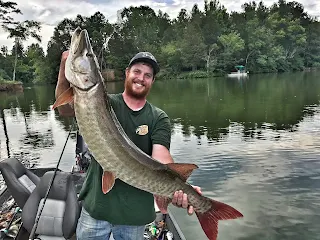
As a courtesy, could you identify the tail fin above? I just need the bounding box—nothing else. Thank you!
[195,199,243,240]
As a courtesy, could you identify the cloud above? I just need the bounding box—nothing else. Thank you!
[0,0,319,52]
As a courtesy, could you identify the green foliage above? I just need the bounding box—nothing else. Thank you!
[180,24,206,70]
[1,0,42,83]
[0,68,10,81]
[0,0,21,27]
[217,32,245,71]
[0,0,320,85]
[177,70,210,79]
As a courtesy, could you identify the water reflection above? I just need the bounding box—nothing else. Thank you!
[0,86,77,170]
[147,71,320,142]
[0,71,320,240]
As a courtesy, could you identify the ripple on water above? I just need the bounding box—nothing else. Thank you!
[2,81,320,240]
[169,108,320,239]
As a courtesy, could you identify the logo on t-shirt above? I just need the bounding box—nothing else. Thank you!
[136,125,149,135]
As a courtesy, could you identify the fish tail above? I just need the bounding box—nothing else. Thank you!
[195,199,243,240]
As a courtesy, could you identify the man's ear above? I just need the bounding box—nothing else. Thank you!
[125,67,129,78]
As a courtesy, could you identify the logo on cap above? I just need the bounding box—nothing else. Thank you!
[141,52,156,61]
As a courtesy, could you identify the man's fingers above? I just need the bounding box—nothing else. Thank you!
[172,189,199,216]
[176,191,183,206]
[187,205,194,215]
[191,185,202,194]
[172,191,179,205]
[195,186,202,195]
[182,193,188,208]
[172,191,186,207]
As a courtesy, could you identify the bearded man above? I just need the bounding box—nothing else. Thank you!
[55,51,201,240]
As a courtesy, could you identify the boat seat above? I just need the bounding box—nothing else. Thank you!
[22,171,80,239]
[0,158,40,208]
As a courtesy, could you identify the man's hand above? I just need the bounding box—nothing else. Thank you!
[151,145,201,215]
[61,50,69,61]
[172,186,202,215]
[57,50,69,86]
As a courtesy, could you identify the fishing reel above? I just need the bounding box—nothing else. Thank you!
[144,220,174,240]
[73,151,91,173]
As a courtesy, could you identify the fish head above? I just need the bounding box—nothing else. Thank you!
[65,27,101,91]
[52,27,103,110]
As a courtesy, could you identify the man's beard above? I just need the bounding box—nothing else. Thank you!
[125,79,151,99]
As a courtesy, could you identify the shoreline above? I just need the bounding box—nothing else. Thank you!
[0,82,24,92]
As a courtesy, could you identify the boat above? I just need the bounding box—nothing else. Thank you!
[0,159,187,240]
[227,65,248,78]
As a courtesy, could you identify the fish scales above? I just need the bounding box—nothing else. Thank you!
[74,84,211,209]
[75,86,193,193]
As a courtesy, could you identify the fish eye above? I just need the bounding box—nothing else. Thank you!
[86,53,93,58]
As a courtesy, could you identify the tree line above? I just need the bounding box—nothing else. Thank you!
[0,0,320,84]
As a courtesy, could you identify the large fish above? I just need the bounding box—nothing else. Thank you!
[53,27,243,240]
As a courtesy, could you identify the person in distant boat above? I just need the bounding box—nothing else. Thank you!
[55,51,201,240]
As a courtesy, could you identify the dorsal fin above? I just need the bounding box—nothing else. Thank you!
[167,163,198,181]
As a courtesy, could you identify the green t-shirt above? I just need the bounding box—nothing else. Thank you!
[78,93,171,225]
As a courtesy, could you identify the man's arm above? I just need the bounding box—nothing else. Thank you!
[152,144,174,164]
[55,51,75,117]
[152,144,201,215]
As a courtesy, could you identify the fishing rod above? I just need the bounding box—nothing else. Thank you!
[28,118,76,240]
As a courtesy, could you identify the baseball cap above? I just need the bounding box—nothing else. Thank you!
[128,52,160,75]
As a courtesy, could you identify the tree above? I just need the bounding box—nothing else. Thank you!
[1,1,319,82]
[1,0,42,82]
[303,20,320,67]
[4,20,41,81]
[0,0,21,27]
[83,12,113,56]
[180,24,206,70]
[217,31,245,71]
[202,0,230,46]
[121,6,161,52]
[266,12,306,71]
[204,43,219,73]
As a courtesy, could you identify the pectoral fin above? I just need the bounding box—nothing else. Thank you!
[52,87,74,109]
[167,163,198,181]
[102,171,116,194]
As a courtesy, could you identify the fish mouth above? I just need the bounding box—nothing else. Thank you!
[73,27,93,56]
[70,27,98,92]
[73,27,84,55]
[72,83,97,92]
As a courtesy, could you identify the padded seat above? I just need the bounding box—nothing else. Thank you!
[22,171,80,239]
[0,158,40,208]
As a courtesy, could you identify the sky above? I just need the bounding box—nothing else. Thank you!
[0,0,319,52]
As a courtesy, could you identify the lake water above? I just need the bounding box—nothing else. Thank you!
[1,71,320,240]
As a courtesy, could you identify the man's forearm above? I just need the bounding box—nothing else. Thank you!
[151,144,174,164]
[55,82,75,117]
[54,54,75,117]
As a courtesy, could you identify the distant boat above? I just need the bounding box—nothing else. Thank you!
[227,65,249,78]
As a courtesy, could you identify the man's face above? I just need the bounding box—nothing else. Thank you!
[125,62,155,99]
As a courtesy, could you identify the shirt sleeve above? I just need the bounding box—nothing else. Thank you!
[151,111,171,150]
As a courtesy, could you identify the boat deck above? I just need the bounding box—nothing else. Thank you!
[0,169,186,240]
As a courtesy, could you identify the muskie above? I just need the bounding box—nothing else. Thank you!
[53,27,243,240]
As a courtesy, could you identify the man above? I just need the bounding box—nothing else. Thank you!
[55,51,201,239]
